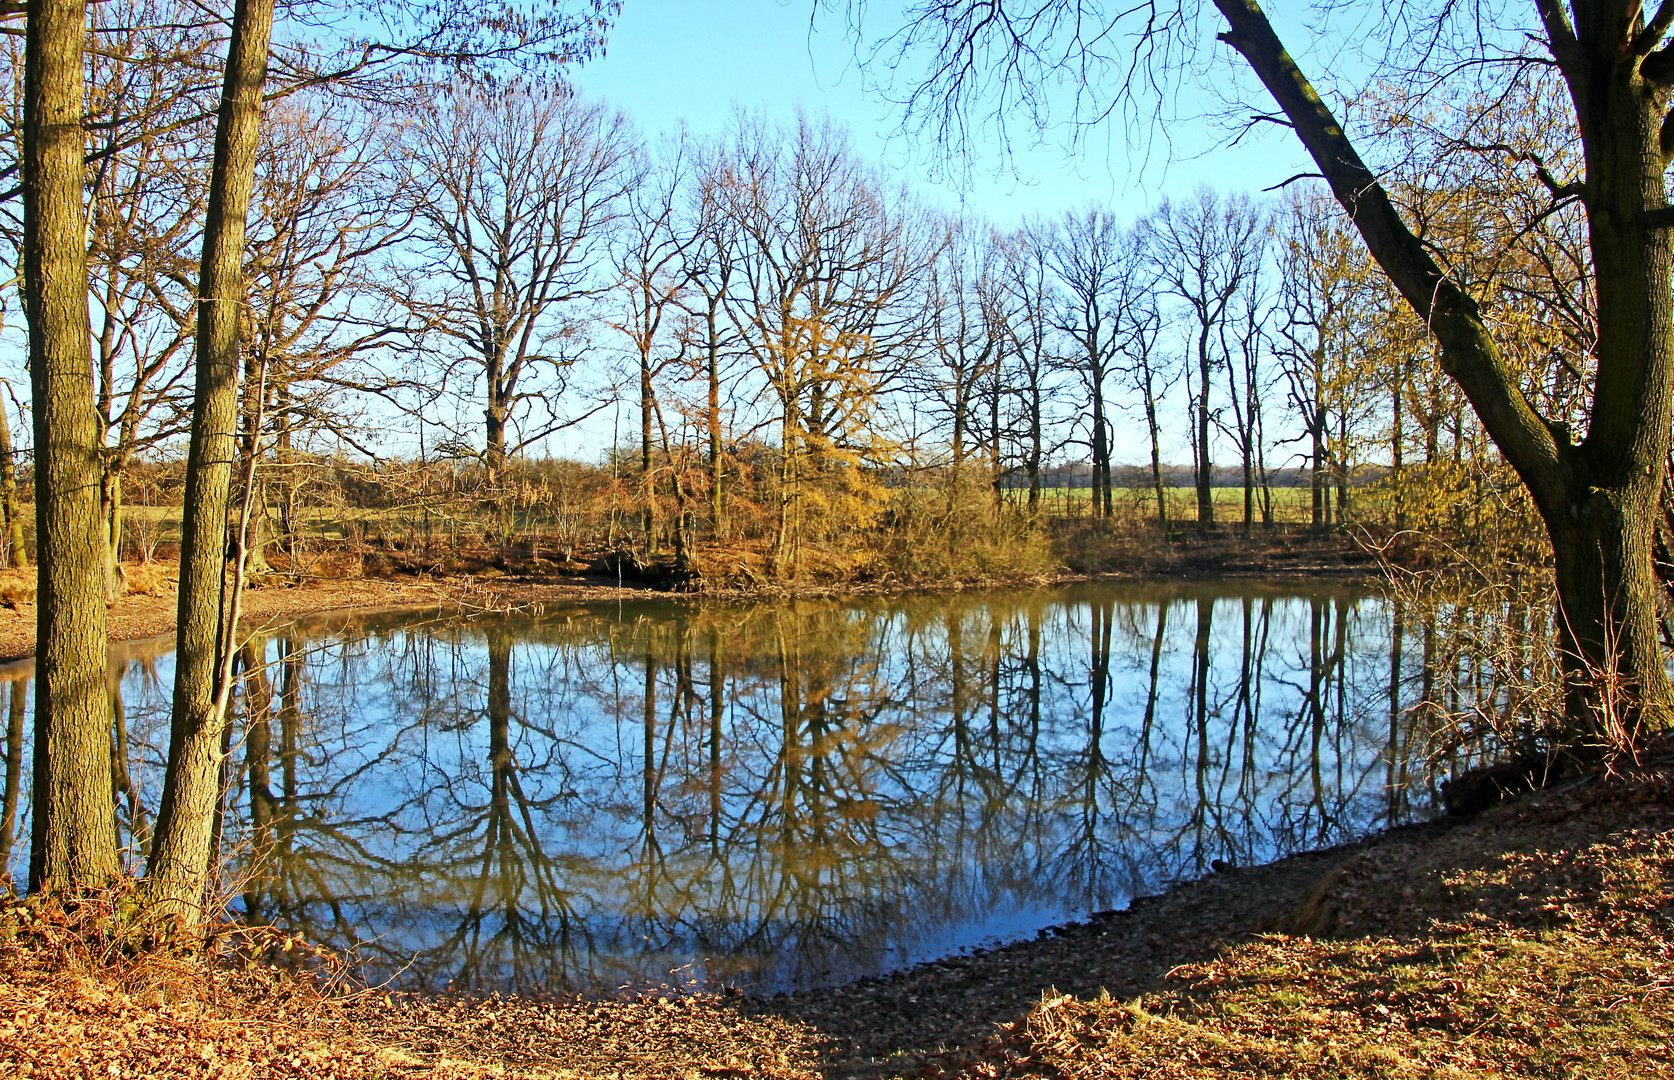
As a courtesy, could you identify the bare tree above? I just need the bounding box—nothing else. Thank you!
[997,222,1060,519]
[607,134,694,556]
[1218,246,1272,535]
[717,113,938,577]
[924,217,1006,512]
[1144,188,1264,534]
[1110,262,1171,529]
[1276,188,1369,535]
[401,81,638,482]
[1047,208,1124,519]
[685,145,745,539]
[241,98,416,570]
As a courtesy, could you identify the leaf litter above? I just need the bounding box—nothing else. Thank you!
[7,740,1674,1078]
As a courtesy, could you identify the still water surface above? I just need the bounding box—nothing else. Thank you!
[10,581,1465,994]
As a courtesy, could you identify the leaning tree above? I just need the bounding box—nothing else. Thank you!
[837,0,1674,753]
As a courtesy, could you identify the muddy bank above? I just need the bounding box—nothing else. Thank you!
[0,528,1378,662]
[740,741,1674,1077]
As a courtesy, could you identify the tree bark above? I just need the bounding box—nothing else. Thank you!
[1194,326,1215,532]
[707,302,725,539]
[640,349,656,551]
[24,0,120,893]
[146,0,278,921]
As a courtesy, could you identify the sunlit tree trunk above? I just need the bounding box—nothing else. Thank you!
[24,0,120,894]
[147,0,278,922]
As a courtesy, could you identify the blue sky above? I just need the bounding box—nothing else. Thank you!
[567,0,1316,226]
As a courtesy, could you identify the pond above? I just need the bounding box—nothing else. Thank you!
[3,580,1486,995]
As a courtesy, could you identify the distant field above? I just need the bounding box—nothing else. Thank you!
[91,484,1364,558]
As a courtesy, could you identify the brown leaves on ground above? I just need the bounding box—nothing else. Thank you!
[0,891,820,1080]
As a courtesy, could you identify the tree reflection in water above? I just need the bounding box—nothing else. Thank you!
[9,582,1508,994]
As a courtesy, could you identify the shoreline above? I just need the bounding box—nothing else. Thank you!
[11,746,1667,1078]
[0,556,1382,664]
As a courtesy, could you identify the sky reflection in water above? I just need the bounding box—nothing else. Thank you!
[18,581,1455,994]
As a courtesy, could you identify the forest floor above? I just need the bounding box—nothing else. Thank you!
[0,526,1375,662]
[6,738,1672,1078]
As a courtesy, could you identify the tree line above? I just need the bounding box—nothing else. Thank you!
[8,47,1553,597]
[840,0,1673,765]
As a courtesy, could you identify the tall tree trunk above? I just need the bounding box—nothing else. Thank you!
[640,349,656,552]
[1089,380,1110,520]
[0,397,28,568]
[238,350,271,578]
[101,466,125,601]
[24,0,120,893]
[1311,404,1326,535]
[275,378,298,562]
[1392,370,1406,530]
[1335,410,1350,526]
[771,384,799,579]
[1026,379,1042,520]
[146,0,278,921]
[707,307,724,539]
[1143,373,1167,529]
[989,379,1002,515]
[1195,329,1215,532]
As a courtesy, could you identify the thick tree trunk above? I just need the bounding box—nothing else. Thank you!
[484,404,507,477]
[24,0,120,893]
[146,0,278,922]
[1546,478,1674,746]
